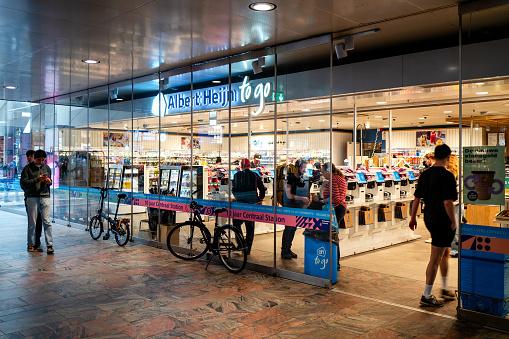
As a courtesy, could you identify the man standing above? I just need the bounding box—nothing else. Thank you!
[21,150,43,251]
[21,150,54,254]
[409,144,457,307]
[232,158,266,255]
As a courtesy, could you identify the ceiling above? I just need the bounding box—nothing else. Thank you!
[1,0,509,104]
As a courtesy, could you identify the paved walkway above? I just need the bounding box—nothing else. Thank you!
[0,211,506,338]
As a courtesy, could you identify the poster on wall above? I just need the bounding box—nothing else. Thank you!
[103,133,129,147]
[463,146,505,206]
[488,133,498,146]
[416,130,445,147]
[181,137,200,149]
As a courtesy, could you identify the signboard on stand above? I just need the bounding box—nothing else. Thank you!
[463,146,505,206]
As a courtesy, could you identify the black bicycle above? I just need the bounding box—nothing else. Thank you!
[89,187,130,246]
[166,201,247,273]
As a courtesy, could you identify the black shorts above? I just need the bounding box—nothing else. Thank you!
[425,222,455,248]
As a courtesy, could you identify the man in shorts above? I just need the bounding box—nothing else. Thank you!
[409,144,457,307]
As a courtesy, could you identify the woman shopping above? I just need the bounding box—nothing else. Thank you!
[320,162,347,270]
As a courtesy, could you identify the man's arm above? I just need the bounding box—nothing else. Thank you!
[21,166,38,188]
[443,199,456,231]
[409,197,421,231]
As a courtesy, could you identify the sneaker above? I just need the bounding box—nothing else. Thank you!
[35,246,43,252]
[281,252,293,260]
[420,295,444,307]
[47,246,54,254]
[289,250,298,258]
[441,289,455,300]
[27,246,36,252]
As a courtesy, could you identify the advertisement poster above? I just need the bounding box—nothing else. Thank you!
[103,133,129,147]
[463,146,505,206]
[416,130,445,147]
[181,137,200,149]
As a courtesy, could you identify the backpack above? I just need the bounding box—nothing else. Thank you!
[275,163,295,206]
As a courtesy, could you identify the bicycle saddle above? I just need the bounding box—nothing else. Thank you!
[117,193,127,199]
[215,208,228,214]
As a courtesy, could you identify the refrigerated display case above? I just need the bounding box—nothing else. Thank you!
[106,165,123,189]
[121,165,143,192]
[159,166,181,195]
[180,166,203,199]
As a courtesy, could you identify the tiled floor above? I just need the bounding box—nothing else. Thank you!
[0,210,506,338]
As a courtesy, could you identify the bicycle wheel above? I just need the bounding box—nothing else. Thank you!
[167,222,209,260]
[115,219,130,246]
[89,215,103,240]
[217,225,247,273]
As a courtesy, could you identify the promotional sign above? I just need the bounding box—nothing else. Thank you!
[416,130,445,147]
[103,133,129,147]
[463,146,505,206]
[181,137,200,149]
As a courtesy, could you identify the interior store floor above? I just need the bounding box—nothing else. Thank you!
[1,210,507,338]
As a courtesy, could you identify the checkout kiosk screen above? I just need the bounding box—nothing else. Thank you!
[408,171,416,180]
[375,172,385,183]
[355,173,367,183]
[393,172,401,181]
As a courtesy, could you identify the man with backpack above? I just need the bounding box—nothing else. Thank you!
[232,158,266,255]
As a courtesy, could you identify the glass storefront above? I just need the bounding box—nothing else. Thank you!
[1,6,508,328]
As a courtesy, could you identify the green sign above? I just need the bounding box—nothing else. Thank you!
[463,146,505,206]
[271,92,284,102]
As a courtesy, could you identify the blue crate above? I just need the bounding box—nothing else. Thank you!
[460,257,509,300]
[304,237,338,283]
[460,294,509,317]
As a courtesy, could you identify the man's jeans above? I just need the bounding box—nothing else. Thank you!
[26,197,52,247]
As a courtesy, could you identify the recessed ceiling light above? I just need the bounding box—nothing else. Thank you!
[476,91,488,95]
[277,128,282,131]
[3,85,16,89]
[243,114,249,116]
[212,80,221,84]
[446,121,454,124]
[374,116,383,118]
[319,120,325,122]
[249,2,276,11]
[376,101,387,104]
[475,82,485,85]
[301,108,311,112]
[82,59,100,64]
[115,98,123,101]
[443,110,452,113]
[232,123,238,127]
[259,124,264,130]
[306,127,311,130]
[419,117,425,120]
[383,125,389,128]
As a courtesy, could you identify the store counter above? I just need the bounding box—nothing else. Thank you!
[338,197,420,257]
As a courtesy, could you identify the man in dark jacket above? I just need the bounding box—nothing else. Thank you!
[21,150,43,251]
[232,158,266,254]
[21,150,54,254]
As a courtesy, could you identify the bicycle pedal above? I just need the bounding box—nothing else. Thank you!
[103,234,110,240]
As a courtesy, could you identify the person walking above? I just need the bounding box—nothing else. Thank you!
[232,158,266,255]
[409,144,457,307]
[21,150,54,254]
[21,150,43,251]
[320,162,347,270]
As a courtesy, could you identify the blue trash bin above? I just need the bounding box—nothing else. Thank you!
[304,236,338,283]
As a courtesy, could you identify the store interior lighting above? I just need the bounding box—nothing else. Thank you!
[252,57,265,74]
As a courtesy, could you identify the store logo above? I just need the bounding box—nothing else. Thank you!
[240,76,271,116]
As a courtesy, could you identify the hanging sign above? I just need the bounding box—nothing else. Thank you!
[416,130,445,147]
[463,146,505,206]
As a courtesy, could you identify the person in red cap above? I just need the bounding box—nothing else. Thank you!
[232,158,266,255]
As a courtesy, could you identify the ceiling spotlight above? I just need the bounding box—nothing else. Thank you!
[443,110,452,113]
[115,98,123,101]
[110,88,118,100]
[475,82,485,85]
[259,124,264,130]
[82,59,100,64]
[319,120,325,122]
[252,57,265,74]
[365,123,370,128]
[376,101,387,105]
[447,121,454,124]
[476,91,488,95]
[3,85,17,89]
[249,2,276,11]
[375,115,383,118]
[474,123,479,130]
[306,126,311,130]
[301,108,311,112]
[334,42,348,59]
[212,80,221,84]
[160,78,169,89]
